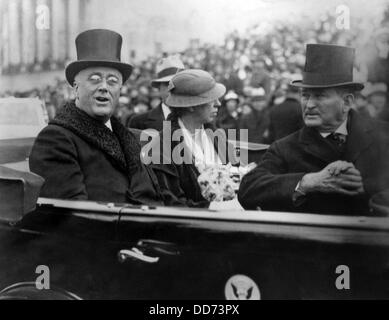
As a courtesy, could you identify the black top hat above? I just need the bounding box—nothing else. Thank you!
[65,29,133,85]
[290,44,364,90]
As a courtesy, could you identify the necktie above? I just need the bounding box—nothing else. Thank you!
[327,132,347,150]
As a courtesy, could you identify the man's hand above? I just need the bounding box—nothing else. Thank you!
[299,161,365,196]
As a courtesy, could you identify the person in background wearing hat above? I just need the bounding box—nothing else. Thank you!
[366,27,389,89]
[128,55,185,131]
[239,87,271,144]
[353,91,370,119]
[149,69,236,207]
[29,29,163,205]
[215,90,241,133]
[268,83,304,142]
[239,44,389,215]
[364,83,389,121]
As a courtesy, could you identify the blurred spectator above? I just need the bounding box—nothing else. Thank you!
[353,91,371,119]
[239,90,270,143]
[220,66,244,96]
[245,59,272,100]
[129,55,185,131]
[2,7,388,137]
[132,98,150,115]
[215,90,241,133]
[268,84,303,142]
[114,95,134,127]
[363,83,389,120]
[366,28,389,88]
[149,89,162,109]
[45,102,57,120]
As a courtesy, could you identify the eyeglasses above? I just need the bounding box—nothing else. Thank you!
[88,74,121,86]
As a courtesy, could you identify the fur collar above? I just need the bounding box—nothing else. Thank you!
[51,102,141,175]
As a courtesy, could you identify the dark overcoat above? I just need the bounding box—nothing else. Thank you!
[128,104,165,131]
[268,97,304,142]
[239,109,270,144]
[149,116,238,208]
[29,102,163,205]
[238,110,389,215]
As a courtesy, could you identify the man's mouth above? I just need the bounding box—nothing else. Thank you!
[95,96,110,103]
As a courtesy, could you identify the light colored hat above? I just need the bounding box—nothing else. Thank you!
[151,56,185,88]
[224,90,239,101]
[165,69,226,108]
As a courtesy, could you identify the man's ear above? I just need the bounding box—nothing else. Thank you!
[343,93,354,110]
[73,81,79,100]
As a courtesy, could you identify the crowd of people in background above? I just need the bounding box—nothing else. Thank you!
[2,11,389,144]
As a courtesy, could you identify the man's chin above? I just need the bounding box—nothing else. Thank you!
[91,107,113,121]
[304,118,322,127]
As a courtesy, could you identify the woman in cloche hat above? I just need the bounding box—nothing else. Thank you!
[148,69,237,207]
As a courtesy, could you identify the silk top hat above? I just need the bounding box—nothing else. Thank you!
[65,29,133,85]
[165,69,226,108]
[290,44,364,90]
[151,56,185,88]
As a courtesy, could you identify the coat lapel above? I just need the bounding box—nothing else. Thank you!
[299,110,374,164]
[299,126,341,163]
[344,110,374,162]
[52,103,140,175]
[111,117,141,174]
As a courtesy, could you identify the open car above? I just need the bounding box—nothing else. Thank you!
[0,103,388,300]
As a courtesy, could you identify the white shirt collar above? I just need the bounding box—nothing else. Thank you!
[161,103,171,120]
[105,119,113,131]
[320,119,348,138]
[177,118,221,172]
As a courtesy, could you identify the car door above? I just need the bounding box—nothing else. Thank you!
[0,198,124,300]
[115,206,389,299]
[2,198,389,299]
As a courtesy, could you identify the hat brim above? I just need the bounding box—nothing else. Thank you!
[165,83,226,108]
[290,80,364,91]
[65,60,133,85]
[224,95,240,102]
[150,75,174,88]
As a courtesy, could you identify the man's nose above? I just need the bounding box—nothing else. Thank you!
[306,96,316,109]
[215,99,221,107]
[98,79,108,92]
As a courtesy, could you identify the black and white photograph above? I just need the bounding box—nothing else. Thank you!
[0,0,389,302]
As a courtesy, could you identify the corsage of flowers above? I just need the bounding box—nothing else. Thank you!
[197,164,239,202]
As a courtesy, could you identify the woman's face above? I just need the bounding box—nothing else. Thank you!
[195,99,221,124]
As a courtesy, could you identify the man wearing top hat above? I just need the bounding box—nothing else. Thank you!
[238,44,389,215]
[128,55,185,131]
[29,29,163,205]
